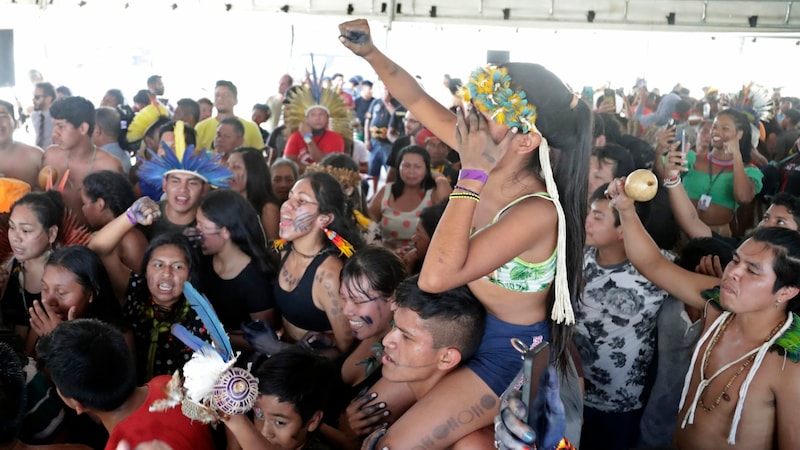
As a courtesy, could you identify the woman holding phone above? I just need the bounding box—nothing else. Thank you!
[662,109,763,237]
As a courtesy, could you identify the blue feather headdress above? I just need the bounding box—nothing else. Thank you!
[137,120,232,188]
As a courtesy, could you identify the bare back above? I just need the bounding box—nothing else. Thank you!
[0,142,43,188]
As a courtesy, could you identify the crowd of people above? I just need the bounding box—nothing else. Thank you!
[1,17,800,450]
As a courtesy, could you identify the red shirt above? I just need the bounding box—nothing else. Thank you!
[284,130,345,166]
[105,375,214,450]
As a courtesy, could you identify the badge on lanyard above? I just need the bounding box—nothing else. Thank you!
[698,194,712,211]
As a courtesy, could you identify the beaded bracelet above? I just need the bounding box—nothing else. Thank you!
[453,185,481,196]
[449,192,480,202]
[663,176,681,189]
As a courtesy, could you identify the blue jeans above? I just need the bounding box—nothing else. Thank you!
[368,138,392,177]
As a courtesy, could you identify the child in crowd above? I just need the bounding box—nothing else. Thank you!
[223,348,336,450]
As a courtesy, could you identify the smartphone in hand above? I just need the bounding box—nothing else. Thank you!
[522,341,550,427]
[674,125,688,153]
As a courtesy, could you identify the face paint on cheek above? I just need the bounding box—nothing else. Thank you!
[360,315,373,326]
[292,212,316,233]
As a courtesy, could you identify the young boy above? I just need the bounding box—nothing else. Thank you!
[575,184,672,449]
[223,348,336,450]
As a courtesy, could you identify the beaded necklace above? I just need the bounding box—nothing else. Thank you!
[697,313,784,411]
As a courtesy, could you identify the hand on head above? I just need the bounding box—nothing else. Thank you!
[455,106,517,174]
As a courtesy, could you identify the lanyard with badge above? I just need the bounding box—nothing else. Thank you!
[698,157,728,211]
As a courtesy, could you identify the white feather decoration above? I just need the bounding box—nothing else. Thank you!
[182,346,234,404]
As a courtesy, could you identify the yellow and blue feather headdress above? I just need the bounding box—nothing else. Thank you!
[460,65,538,134]
[138,121,232,188]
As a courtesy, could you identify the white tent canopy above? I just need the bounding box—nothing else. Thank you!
[1,0,798,109]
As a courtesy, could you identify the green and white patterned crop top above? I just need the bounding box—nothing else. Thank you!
[483,193,557,293]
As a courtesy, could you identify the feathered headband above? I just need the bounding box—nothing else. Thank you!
[725,82,774,126]
[460,64,574,325]
[303,163,362,189]
[138,121,232,188]
[459,65,538,134]
[284,55,352,140]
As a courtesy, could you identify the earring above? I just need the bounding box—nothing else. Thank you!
[324,227,355,257]
[776,299,782,309]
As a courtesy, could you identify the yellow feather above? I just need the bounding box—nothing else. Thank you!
[175,120,186,160]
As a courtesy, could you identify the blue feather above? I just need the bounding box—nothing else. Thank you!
[170,323,211,353]
[307,53,327,105]
[182,281,234,361]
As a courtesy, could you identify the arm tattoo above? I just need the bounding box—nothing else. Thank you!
[412,394,497,449]
[481,150,496,164]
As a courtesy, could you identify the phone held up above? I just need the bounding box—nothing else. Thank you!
[668,118,688,153]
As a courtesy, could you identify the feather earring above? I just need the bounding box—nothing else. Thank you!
[324,227,354,257]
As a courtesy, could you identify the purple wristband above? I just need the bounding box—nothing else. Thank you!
[458,169,488,184]
[125,209,137,225]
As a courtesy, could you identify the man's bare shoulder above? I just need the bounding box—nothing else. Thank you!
[95,149,125,173]
[766,348,800,386]
[15,141,44,156]
[43,145,67,160]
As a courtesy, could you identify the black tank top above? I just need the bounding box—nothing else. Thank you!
[273,250,334,332]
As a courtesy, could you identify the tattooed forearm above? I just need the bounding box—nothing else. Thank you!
[411,394,497,449]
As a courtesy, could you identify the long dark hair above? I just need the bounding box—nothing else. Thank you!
[341,246,407,301]
[199,189,275,274]
[232,147,279,214]
[46,246,125,329]
[390,145,436,200]
[301,171,365,256]
[504,63,592,371]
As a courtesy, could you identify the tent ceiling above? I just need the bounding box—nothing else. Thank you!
[5,0,800,33]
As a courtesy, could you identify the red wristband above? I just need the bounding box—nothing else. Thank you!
[458,169,488,184]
